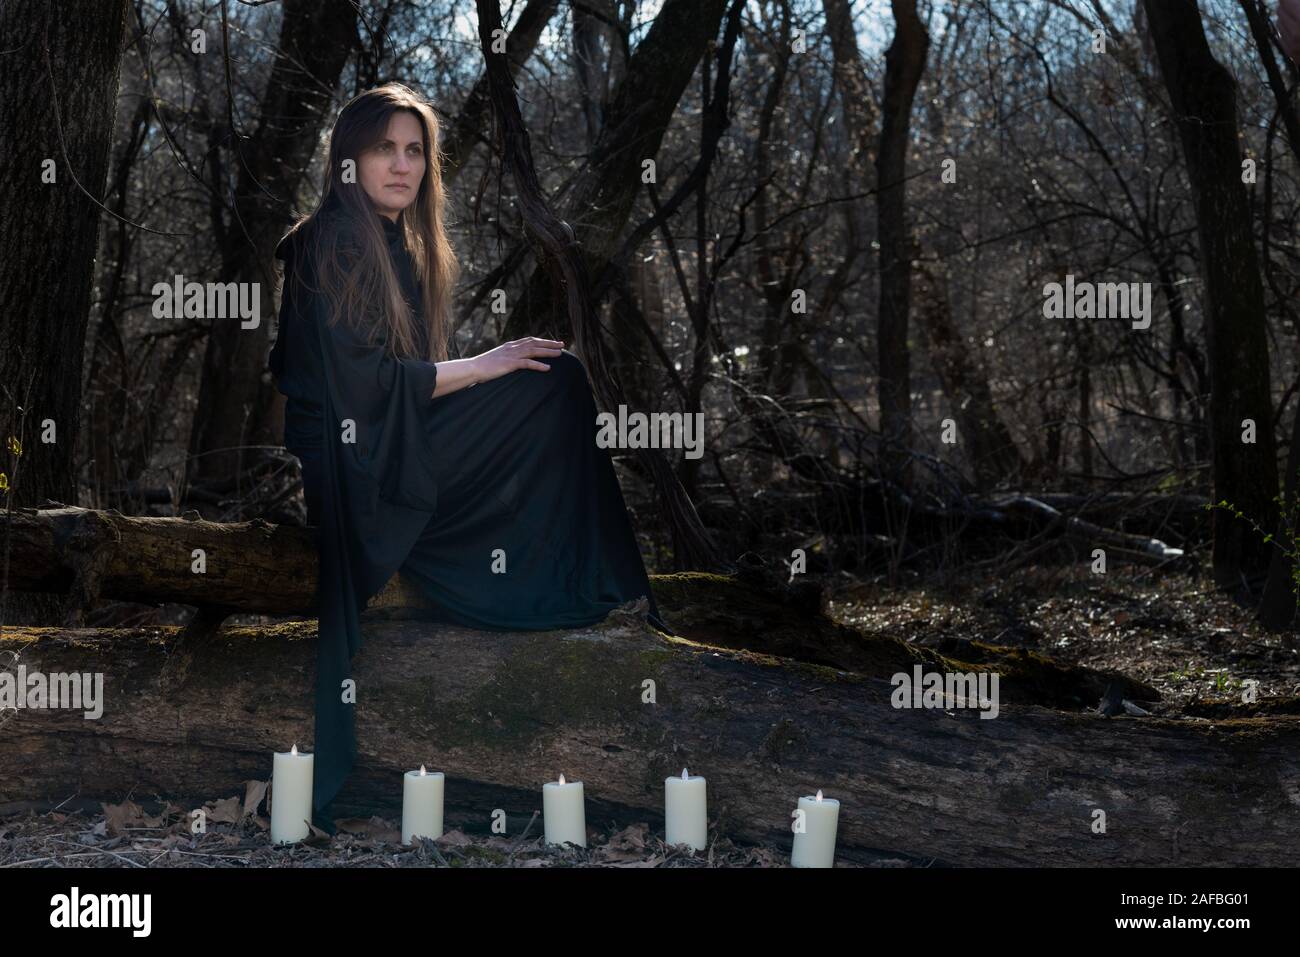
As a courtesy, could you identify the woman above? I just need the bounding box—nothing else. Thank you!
[267,83,672,832]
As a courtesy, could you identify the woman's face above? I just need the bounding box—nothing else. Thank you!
[359,110,426,222]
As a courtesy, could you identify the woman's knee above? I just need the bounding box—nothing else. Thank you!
[549,348,589,388]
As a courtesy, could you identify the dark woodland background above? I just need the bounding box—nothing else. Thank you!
[2,0,1300,639]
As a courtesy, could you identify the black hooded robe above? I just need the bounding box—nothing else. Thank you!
[268,208,672,832]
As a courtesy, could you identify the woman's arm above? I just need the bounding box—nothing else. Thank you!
[431,357,484,398]
[431,337,565,399]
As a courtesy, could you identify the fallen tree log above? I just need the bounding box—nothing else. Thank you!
[5,505,1296,865]
[0,506,318,619]
[3,500,1194,633]
[2,612,1299,866]
[698,477,1205,566]
[0,506,1159,710]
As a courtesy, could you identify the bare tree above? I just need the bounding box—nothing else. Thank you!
[441,0,562,182]
[185,0,359,491]
[500,0,729,343]
[0,0,131,624]
[1239,0,1300,627]
[476,0,727,571]
[1142,0,1280,592]
[875,0,929,488]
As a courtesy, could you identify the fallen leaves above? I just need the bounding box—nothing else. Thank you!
[101,799,166,835]
[1,802,862,868]
[203,796,242,825]
[335,816,401,843]
[594,823,651,863]
[243,779,269,819]
[830,563,1300,706]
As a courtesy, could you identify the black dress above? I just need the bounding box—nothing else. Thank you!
[267,205,672,831]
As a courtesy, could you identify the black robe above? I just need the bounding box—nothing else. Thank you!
[267,205,671,831]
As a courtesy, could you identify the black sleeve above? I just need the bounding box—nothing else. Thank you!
[304,227,441,513]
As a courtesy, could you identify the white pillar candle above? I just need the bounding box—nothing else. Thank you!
[402,764,445,844]
[664,767,707,850]
[270,743,313,845]
[791,789,840,868]
[542,773,586,847]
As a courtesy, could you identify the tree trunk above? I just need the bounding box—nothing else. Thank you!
[1142,0,1280,590]
[822,0,878,354]
[1259,402,1300,630]
[1239,0,1300,629]
[3,611,1297,865]
[440,0,561,184]
[822,0,879,175]
[500,0,728,343]
[85,93,157,511]
[1,507,317,621]
[571,0,612,150]
[0,0,130,625]
[874,0,928,489]
[185,0,358,490]
[476,0,727,572]
[915,264,1024,488]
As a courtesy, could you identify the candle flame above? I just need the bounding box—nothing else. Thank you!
[419,764,427,776]
[559,773,566,785]
[681,767,689,779]
[291,743,298,756]
[816,789,823,802]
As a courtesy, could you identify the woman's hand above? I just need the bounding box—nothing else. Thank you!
[471,336,566,385]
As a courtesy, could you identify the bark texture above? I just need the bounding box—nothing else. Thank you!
[186,0,359,488]
[1143,0,1280,589]
[1,614,1296,866]
[874,0,929,487]
[0,0,131,625]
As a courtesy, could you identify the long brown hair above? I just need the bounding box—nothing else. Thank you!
[281,83,459,362]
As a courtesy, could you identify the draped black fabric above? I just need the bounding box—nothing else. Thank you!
[267,205,671,832]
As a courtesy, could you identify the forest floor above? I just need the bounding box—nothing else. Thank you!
[2,563,1296,868]
[829,561,1300,707]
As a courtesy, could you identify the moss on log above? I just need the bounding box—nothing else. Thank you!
[2,611,1299,865]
